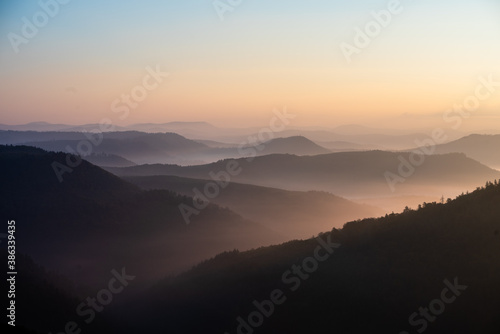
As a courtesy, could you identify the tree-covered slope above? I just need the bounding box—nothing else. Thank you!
[125,181,500,334]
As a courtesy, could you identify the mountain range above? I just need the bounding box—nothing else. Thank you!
[0,121,472,150]
[125,175,383,239]
[0,131,332,165]
[117,180,500,333]
[0,145,283,289]
[107,151,500,200]
[3,142,500,333]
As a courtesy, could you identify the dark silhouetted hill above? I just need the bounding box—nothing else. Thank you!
[126,175,383,239]
[122,180,500,334]
[0,250,113,333]
[0,145,282,290]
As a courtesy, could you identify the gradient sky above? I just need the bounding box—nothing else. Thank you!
[0,0,499,128]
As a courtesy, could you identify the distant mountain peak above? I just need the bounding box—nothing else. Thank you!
[258,136,330,156]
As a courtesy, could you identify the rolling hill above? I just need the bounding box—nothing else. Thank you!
[431,134,500,169]
[0,131,330,165]
[125,175,383,239]
[251,136,330,156]
[117,180,500,334]
[0,145,283,289]
[107,151,500,199]
[0,130,208,165]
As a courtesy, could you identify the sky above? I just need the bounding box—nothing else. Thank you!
[0,0,499,128]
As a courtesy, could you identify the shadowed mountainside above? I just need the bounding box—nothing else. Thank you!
[118,180,500,334]
[125,175,384,239]
[0,145,283,290]
[0,250,115,334]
